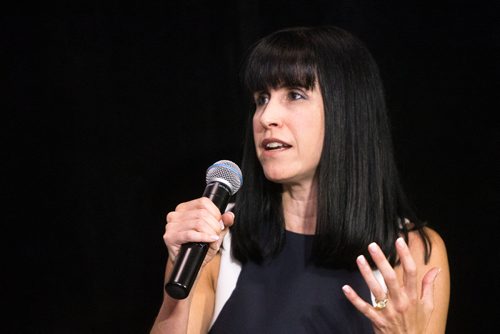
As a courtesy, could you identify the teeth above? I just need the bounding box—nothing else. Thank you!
[266,142,283,149]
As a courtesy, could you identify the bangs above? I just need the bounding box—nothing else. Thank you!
[243,31,317,93]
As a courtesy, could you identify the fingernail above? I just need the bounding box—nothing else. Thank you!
[211,235,220,241]
[342,285,351,294]
[357,255,367,264]
[220,220,225,230]
[368,242,378,252]
[396,237,406,247]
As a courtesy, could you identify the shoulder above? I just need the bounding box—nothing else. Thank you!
[406,227,450,314]
[407,226,448,268]
[396,226,450,293]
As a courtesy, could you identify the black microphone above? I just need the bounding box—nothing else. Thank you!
[165,160,243,299]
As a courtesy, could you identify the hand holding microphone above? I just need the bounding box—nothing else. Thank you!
[163,160,243,299]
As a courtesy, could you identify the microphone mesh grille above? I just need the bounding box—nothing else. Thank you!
[206,160,243,196]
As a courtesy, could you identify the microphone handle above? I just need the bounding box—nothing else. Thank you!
[164,182,231,299]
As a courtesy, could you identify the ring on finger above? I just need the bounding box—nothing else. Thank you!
[374,296,389,310]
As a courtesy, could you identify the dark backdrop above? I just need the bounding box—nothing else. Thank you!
[4,1,498,333]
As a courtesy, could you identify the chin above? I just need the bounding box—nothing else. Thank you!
[262,166,317,187]
[262,168,289,183]
[263,172,285,183]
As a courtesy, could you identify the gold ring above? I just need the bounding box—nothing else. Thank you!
[374,297,388,310]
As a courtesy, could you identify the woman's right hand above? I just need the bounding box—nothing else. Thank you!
[163,197,234,267]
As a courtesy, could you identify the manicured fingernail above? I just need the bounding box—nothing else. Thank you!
[211,235,220,241]
[368,242,378,252]
[396,237,406,247]
[342,285,351,294]
[357,255,367,264]
[219,220,225,230]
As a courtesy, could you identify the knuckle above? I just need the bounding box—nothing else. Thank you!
[175,202,186,211]
[194,219,206,231]
[199,197,214,208]
[384,272,398,285]
[394,302,409,313]
[379,319,390,330]
[408,293,418,304]
[166,211,176,223]
[197,209,212,222]
[163,228,176,244]
[406,265,417,277]
[361,303,372,315]
[185,230,197,241]
[199,211,219,230]
[392,294,413,313]
[164,221,175,234]
[200,197,221,215]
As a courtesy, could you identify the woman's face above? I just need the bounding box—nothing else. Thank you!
[252,83,325,187]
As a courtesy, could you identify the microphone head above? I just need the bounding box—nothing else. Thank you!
[206,160,243,196]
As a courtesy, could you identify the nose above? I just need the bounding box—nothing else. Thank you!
[258,97,283,129]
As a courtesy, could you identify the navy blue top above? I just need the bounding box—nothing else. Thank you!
[209,230,373,333]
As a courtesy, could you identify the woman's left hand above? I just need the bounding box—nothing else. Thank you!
[342,237,441,333]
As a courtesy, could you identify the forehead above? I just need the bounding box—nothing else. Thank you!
[244,43,317,94]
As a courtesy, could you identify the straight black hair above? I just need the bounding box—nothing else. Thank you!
[231,26,430,269]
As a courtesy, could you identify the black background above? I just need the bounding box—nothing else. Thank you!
[4,1,499,333]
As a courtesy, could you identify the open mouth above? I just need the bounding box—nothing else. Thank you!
[263,139,292,150]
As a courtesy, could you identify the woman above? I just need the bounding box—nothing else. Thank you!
[151,26,450,333]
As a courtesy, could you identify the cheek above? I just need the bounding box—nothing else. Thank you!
[252,115,263,136]
[252,115,261,150]
[307,111,325,155]
[319,118,325,145]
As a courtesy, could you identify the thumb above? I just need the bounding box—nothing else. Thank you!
[221,211,235,229]
[420,267,440,304]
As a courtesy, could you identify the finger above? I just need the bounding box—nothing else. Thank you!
[176,197,222,218]
[210,219,233,249]
[164,230,219,261]
[169,209,224,234]
[368,242,403,304]
[164,220,220,246]
[221,211,235,229]
[342,285,383,325]
[191,209,224,233]
[181,219,223,242]
[178,230,220,245]
[421,267,440,307]
[395,237,418,300]
[356,255,387,301]
[215,211,234,232]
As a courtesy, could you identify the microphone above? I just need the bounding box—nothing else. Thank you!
[165,160,243,300]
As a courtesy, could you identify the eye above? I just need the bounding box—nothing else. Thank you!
[288,89,306,101]
[254,93,270,106]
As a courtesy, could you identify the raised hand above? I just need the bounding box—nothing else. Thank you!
[342,237,441,333]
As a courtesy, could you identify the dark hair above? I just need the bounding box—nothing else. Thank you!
[232,26,430,269]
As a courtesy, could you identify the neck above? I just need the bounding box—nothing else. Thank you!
[282,181,318,235]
